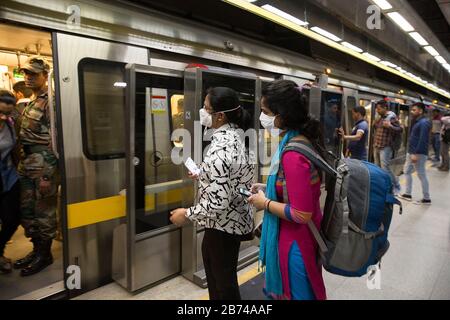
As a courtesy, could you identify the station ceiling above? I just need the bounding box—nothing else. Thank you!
[124,0,450,103]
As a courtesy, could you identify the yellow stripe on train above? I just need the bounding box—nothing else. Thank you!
[67,188,192,229]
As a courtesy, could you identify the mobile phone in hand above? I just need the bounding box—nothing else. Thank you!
[238,187,252,197]
[184,157,201,175]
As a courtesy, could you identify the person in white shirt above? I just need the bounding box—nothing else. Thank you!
[170,87,255,300]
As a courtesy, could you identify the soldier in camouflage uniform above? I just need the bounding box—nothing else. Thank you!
[13,56,59,276]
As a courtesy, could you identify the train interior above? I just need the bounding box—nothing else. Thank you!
[0,23,63,299]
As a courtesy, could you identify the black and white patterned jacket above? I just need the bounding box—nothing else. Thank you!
[186,123,255,235]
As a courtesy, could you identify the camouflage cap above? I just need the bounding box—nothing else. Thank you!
[20,56,51,74]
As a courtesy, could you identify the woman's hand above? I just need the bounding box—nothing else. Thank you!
[248,190,268,211]
[250,183,266,194]
[170,208,189,226]
[187,171,199,180]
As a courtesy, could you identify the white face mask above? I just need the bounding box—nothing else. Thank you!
[199,108,212,128]
[259,112,276,130]
[199,105,241,128]
[259,112,282,137]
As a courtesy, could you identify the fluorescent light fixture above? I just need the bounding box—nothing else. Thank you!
[387,12,415,32]
[372,0,392,10]
[396,67,407,73]
[113,82,127,87]
[381,61,398,68]
[408,32,428,46]
[310,26,341,42]
[443,63,450,70]
[424,46,439,56]
[341,41,363,53]
[261,5,309,26]
[435,56,447,64]
[362,52,381,62]
[243,0,257,2]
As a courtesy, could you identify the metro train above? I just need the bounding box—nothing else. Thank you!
[0,0,446,299]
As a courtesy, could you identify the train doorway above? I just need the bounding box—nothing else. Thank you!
[0,23,64,300]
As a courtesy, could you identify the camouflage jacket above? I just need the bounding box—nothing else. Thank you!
[19,89,57,178]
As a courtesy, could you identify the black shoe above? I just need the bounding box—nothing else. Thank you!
[13,238,39,269]
[20,240,53,277]
[413,199,431,205]
[0,256,12,274]
[398,194,412,201]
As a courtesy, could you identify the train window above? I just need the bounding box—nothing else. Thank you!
[170,95,184,148]
[321,92,342,156]
[346,96,357,129]
[78,58,126,160]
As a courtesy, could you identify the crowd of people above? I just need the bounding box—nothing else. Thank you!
[169,79,449,301]
[0,56,58,276]
[2,64,449,300]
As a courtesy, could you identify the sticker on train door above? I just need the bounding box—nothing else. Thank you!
[146,88,168,114]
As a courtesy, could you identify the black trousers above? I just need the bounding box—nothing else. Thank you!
[202,228,242,300]
[0,181,21,256]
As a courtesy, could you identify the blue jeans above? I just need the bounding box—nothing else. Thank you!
[374,146,400,191]
[432,133,440,161]
[403,153,430,200]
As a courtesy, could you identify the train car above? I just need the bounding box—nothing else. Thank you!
[0,0,445,300]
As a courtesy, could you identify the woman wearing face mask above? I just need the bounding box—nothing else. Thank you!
[170,87,255,300]
[0,90,21,274]
[248,80,327,300]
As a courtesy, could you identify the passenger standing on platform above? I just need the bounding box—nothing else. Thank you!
[13,56,59,276]
[431,109,442,163]
[399,102,432,205]
[338,106,368,160]
[248,80,327,300]
[170,87,255,300]
[438,112,450,172]
[0,90,21,274]
[373,100,402,194]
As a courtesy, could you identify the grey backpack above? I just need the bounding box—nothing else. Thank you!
[281,140,402,277]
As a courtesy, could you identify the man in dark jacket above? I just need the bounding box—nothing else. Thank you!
[399,103,432,205]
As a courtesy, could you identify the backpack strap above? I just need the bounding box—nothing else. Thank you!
[280,140,338,253]
[386,194,403,215]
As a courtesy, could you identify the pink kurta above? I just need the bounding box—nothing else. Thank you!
[276,151,327,300]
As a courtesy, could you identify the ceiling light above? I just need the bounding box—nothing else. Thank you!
[362,52,381,62]
[387,12,415,32]
[341,41,363,53]
[424,46,439,56]
[261,5,309,26]
[372,0,393,10]
[442,63,450,70]
[435,56,447,64]
[408,32,429,46]
[310,26,342,42]
[381,61,398,68]
[113,82,127,87]
[396,67,407,73]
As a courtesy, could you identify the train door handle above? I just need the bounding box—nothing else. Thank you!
[133,157,140,166]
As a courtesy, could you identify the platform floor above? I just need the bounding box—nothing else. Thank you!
[75,162,450,300]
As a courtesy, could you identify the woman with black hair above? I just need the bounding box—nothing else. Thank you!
[0,90,21,274]
[170,87,255,300]
[248,80,327,300]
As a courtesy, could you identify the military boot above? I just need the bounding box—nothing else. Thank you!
[20,240,53,277]
[13,238,39,269]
